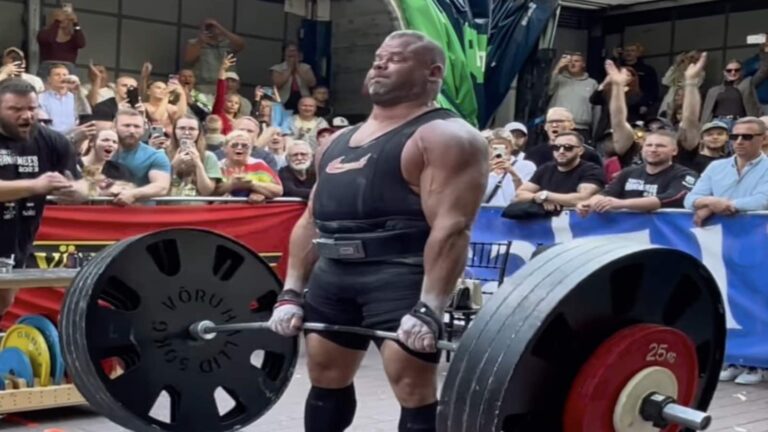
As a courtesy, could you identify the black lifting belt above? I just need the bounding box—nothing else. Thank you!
[313,228,430,261]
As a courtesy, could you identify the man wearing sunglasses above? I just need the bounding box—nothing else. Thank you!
[701,45,768,125]
[516,131,604,212]
[684,117,768,226]
[577,130,697,215]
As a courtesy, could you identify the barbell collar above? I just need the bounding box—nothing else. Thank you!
[640,392,712,431]
[189,320,458,352]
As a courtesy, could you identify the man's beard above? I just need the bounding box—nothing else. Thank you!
[555,155,577,168]
[119,134,140,147]
[290,161,312,172]
[0,117,36,141]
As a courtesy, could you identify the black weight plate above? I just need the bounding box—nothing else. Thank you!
[438,239,611,431]
[61,228,297,432]
[438,238,725,432]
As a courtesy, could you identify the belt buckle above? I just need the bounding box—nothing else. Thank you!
[314,238,366,259]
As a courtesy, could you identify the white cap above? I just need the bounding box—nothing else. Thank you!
[331,116,349,127]
[504,121,528,135]
[224,71,240,81]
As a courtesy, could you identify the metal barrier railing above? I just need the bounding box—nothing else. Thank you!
[46,196,307,205]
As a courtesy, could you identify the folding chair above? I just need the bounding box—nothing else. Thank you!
[444,241,512,361]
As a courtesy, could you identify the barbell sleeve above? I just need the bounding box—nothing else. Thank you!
[189,320,459,352]
[661,402,712,430]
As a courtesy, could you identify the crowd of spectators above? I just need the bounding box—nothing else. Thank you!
[484,41,768,384]
[0,6,346,204]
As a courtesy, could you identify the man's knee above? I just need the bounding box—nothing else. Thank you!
[389,373,437,407]
[306,334,364,388]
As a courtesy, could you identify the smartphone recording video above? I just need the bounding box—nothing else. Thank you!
[126,86,140,107]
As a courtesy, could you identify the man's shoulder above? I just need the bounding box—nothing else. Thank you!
[34,126,70,149]
[669,162,698,177]
[416,115,485,148]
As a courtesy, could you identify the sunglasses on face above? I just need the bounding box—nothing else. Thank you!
[230,142,249,149]
[550,144,579,152]
[729,133,757,141]
[725,68,741,73]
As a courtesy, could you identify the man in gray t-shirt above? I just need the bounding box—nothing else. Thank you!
[184,19,245,94]
[548,52,598,135]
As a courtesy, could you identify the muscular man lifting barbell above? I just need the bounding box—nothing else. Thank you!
[266,30,488,432]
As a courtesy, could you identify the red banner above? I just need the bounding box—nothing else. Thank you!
[3,203,305,329]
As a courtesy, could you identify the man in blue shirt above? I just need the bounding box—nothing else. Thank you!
[684,117,768,226]
[111,108,171,205]
[38,64,78,133]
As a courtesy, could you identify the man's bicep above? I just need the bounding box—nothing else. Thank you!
[148,169,171,186]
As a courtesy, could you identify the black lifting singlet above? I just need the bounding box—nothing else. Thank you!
[313,108,458,234]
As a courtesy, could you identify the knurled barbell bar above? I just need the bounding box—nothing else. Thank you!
[188,320,711,431]
[54,228,725,432]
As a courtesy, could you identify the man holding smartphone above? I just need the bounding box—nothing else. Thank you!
[1,48,44,93]
[183,19,245,94]
[548,51,598,140]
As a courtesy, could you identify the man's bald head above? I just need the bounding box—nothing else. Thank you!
[384,30,445,69]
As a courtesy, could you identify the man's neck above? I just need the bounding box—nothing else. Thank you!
[369,100,435,124]
[645,161,672,175]
[120,142,140,152]
[316,100,326,107]
[701,146,724,157]
[51,87,68,96]
[292,168,307,180]
[566,71,586,79]
[556,160,580,172]
[625,59,638,66]
[737,153,762,170]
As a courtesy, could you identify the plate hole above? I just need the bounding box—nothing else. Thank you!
[250,350,265,369]
[100,276,141,311]
[250,291,277,314]
[148,389,172,423]
[212,245,244,281]
[214,386,237,416]
[146,239,181,276]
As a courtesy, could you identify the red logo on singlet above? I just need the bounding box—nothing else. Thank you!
[325,154,372,174]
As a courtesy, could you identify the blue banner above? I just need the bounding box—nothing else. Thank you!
[469,207,768,368]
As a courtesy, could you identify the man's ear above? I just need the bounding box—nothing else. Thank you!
[427,64,444,84]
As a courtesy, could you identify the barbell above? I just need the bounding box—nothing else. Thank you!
[49,228,724,432]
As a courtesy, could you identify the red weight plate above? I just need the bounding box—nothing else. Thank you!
[563,324,698,432]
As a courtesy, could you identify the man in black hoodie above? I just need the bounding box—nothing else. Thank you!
[615,43,660,115]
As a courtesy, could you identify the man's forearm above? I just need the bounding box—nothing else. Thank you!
[131,181,169,201]
[283,209,318,292]
[514,190,536,203]
[0,180,39,202]
[548,191,595,207]
[421,224,471,313]
[616,197,661,212]
[251,182,283,199]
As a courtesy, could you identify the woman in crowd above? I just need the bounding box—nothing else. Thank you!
[212,55,238,135]
[165,115,222,198]
[270,43,316,112]
[145,79,188,136]
[79,128,135,197]
[290,96,328,149]
[217,130,283,202]
[260,126,289,169]
[660,51,704,121]
[483,128,536,207]
[590,66,648,140]
[36,6,85,78]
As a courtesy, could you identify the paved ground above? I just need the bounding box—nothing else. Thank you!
[1,346,767,432]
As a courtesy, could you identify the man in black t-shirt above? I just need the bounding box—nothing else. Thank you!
[677,121,729,174]
[278,140,316,199]
[516,131,604,212]
[577,130,697,214]
[0,78,88,315]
